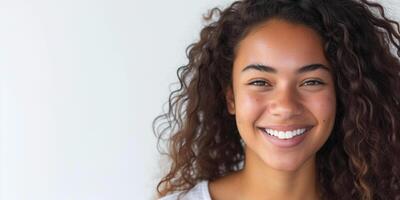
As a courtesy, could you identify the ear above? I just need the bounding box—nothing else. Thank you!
[225,86,235,115]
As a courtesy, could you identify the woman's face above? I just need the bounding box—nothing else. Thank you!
[227,19,336,171]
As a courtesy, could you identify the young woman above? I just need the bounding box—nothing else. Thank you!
[154,0,400,199]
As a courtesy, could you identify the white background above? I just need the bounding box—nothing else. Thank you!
[0,0,398,200]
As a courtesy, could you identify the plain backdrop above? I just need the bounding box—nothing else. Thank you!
[0,0,399,200]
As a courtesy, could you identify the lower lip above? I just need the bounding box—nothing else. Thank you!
[260,128,311,148]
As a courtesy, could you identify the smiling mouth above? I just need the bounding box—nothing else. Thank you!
[258,126,314,140]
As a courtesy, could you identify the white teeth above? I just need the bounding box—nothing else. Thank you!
[264,128,307,139]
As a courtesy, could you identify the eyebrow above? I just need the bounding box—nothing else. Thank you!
[241,63,330,74]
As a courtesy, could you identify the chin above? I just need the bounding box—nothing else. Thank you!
[262,154,314,172]
[267,161,302,172]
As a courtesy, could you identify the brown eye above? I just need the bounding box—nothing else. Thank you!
[301,79,325,86]
[249,80,271,87]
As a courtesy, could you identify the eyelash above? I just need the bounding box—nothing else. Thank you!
[302,80,325,86]
[249,80,271,87]
[248,79,325,87]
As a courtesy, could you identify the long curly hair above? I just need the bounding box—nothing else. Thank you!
[153,0,400,199]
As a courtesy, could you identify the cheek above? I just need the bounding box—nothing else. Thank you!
[235,91,266,126]
[306,91,336,128]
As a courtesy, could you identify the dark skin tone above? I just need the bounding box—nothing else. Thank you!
[208,19,336,200]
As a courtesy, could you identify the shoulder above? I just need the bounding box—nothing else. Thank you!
[158,181,211,200]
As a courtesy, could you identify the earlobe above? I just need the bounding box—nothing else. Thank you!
[225,87,235,115]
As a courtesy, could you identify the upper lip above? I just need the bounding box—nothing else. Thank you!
[259,125,314,132]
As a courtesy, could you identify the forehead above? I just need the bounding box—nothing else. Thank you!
[234,19,329,72]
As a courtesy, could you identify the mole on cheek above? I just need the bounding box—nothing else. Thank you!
[253,97,261,104]
[244,96,262,107]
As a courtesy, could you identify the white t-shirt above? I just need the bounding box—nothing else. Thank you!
[158,181,212,200]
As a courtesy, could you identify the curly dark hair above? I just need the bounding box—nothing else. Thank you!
[153,0,400,199]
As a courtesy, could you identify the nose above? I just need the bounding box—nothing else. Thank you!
[268,87,303,119]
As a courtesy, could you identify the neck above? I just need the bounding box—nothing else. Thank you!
[236,148,321,200]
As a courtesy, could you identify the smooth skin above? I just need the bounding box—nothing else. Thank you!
[208,19,336,200]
